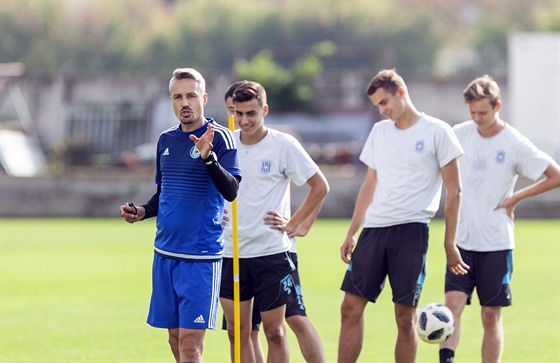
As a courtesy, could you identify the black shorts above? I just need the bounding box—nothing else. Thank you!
[222,252,306,331]
[285,252,307,318]
[445,247,513,307]
[220,252,295,312]
[341,223,429,307]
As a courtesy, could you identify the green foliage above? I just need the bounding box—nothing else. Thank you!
[0,0,443,75]
[0,0,557,82]
[234,41,336,112]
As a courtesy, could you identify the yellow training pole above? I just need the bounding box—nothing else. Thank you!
[228,114,241,363]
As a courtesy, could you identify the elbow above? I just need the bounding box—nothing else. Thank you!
[223,188,239,202]
[223,178,240,202]
[321,181,330,200]
[448,185,462,205]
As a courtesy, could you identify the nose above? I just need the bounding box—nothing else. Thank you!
[237,114,248,125]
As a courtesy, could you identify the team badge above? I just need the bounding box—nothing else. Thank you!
[259,160,273,174]
[496,150,506,164]
[190,146,201,159]
[415,140,425,153]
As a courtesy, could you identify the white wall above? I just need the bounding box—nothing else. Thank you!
[509,33,560,160]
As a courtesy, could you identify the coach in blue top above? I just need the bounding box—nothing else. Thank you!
[120,68,241,363]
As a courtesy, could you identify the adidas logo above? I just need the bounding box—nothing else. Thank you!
[163,148,169,156]
[194,315,205,324]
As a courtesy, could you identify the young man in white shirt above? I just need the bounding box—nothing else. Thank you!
[338,69,469,363]
[220,81,329,363]
[439,75,560,363]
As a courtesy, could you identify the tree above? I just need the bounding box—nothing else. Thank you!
[234,41,336,113]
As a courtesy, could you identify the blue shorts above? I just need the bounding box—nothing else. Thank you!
[147,253,222,330]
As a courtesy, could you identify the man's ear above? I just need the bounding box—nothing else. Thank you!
[494,99,502,112]
[397,86,406,98]
[203,93,208,105]
[263,103,269,117]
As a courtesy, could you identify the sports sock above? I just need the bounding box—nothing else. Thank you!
[439,348,455,363]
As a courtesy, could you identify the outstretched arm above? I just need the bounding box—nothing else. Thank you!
[496,162,560,218]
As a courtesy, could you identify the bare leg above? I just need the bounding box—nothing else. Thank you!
[286,315,326,363]
[168,328,180,363]
[394,303,417,363]
[261,305,289,363]
[338,292,368,363]
[221,297,256,363]
[481,306,503,363]
[178,328,205,363]
[251,329,265,363]
[440,291,469,354]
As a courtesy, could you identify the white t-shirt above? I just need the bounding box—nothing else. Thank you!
[223,128,319,258]
[360,113,464,227]
[453,121,552,251]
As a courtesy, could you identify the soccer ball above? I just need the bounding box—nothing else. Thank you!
[416,303,455,344]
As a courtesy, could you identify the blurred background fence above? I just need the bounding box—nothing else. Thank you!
[0,0,558,218]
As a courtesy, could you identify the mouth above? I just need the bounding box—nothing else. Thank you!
[181,108,193,118]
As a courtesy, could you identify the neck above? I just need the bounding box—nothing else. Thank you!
[240,126,268,145]
[394,106,421,129]
[478,118,505,138]
[181,117,206,132]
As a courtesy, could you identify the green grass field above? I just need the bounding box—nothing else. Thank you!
[1,218,558,362]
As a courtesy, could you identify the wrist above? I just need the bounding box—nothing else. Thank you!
[202,151,217,165]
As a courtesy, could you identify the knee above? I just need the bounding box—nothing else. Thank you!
[226,321,253,343]
[168,330,179,349]
[286,315,307,334]
[226,325,235,343]
[179,336,203,360]
[481,307,501,329]
[340,299,362,323]
[396,312,415,333]
[264,325,285,345]
[178,331,205,360]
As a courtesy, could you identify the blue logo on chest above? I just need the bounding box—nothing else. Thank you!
[260,160,273,174]
[415,140,425,153]
[190,146,201,159]
[496,150,506,164]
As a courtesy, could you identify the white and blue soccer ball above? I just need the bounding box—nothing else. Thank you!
[416,303,455,344]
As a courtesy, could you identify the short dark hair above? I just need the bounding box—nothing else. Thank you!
[224,80,249,101]
[232,81,267,106]
[366,69,406,96]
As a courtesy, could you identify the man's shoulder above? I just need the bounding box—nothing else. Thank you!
[452,120,476,133]
[159,124,181,137]
[421,113,452,129]
[266,128,301,145]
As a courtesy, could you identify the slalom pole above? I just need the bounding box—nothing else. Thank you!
[228,114,241,363]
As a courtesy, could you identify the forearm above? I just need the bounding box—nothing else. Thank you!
[346,175,375,238]
[443,187,461,248]
[141,185,161,220]
[511,172,560,204]
[204,157,240,202]
[288,187,328,229]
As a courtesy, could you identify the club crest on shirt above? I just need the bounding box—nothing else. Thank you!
[190,146,201,159]
[259,160,273,174]
[496,150,506,164]
[415,140,425,153]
